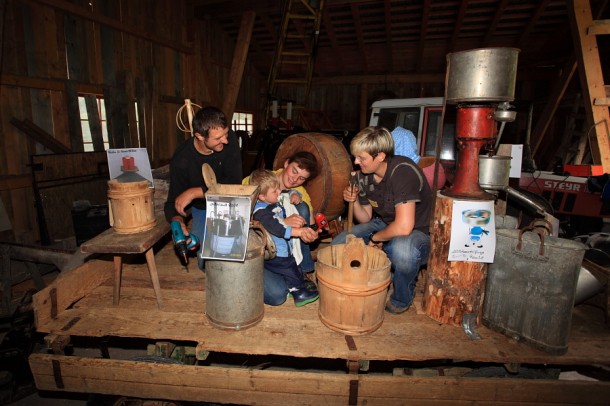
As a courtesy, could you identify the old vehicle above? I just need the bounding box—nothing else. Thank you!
[369,97,608,235]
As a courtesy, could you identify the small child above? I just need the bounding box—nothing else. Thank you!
[250,169,320,307]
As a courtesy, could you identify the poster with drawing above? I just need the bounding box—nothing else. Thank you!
[201,195,251,262]
[106,148,153,187]
[448,200,496,263]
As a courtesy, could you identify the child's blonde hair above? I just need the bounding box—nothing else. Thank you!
[250,168,279,195]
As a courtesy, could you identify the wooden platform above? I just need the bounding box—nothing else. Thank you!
[29,238,610,405]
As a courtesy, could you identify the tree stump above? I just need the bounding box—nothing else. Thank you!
[422,193,489,326]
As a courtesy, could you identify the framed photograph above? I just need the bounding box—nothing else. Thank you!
[201,195,252,262]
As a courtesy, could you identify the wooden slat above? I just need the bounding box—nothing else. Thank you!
[0,174,32,191]
[32,259,113,328]
[32,254,610,365]
[569,0,610,172]
[222,10,256,120]
[10,118,72,153]
[588,18,610,35]
[29,353,610,405]
[25,0,193,54]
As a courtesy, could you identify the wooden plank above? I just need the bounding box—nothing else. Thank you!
[10,118,72,153]
[30,240,610,369]
[518,56,575,158]
[65,80,84,152]
[32,259,113,328]
[0,174,32,191]
[588,18,610,35]
[1,74,103,93]
[569,0,610,172]
[28,353,610,405]
[34,291,610,366]
[222,10,255,120]
[25,0,193,54]
[84,94,104,151]
[80,215,170,254]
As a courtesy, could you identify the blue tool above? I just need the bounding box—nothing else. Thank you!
[170,220,200,265]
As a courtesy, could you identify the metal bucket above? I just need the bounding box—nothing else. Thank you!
[483,227,586,354]
[479,155,511,190]
[446,47,519,103]
[205,229,265,330]
[316,236,391,335]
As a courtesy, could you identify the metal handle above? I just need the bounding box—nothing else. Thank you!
[516,226,546,256]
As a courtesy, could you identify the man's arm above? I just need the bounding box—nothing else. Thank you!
[372,202,415,242]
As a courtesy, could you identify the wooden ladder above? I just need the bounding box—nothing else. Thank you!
[264,0,325,128]
[569,0,610,172]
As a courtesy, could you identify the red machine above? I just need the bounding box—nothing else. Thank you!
[518,171,610,218]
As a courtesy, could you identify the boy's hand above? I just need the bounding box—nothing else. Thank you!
[284,214,306,228]
[296,226,318,243]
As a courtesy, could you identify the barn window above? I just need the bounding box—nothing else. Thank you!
[78,95,109,151]
[231,112,254,135]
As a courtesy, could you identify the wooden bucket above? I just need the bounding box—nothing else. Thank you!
[273,133,352,221]
[107,180,156,234]
[316,235,391,335]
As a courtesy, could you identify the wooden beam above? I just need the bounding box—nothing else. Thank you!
[10,118,72,153]
[449,0,470,52]
[384,0,394,73]
[517,0,551,47]
[569,0,610,172]
[588,18,610,35]
[350,3,367,73]
[483,0,509,46]
[0,175,32,191]
[1,74,102,93]
[530,57,577,156]
[25,0,193,54]
[321,7,343,76]
[222,11,256,120]
[313,73,445,85]
[415,0,431,72]
[29,353,610,405]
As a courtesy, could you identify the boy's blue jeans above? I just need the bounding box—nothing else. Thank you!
[331,217,430,312]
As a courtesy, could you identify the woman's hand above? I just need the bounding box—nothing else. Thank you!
[289,193,302,205]
[343,185,359,203]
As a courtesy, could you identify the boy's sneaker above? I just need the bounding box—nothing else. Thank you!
[303,278,317,291]
[289,287,319,307]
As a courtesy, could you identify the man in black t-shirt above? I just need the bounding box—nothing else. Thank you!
[164,107,242,270]
[331,126,432,314]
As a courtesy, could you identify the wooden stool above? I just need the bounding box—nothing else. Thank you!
[81,215,170,308]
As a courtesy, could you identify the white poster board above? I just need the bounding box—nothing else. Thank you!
[106,148,153,187]
[448,200,496,263]
[201,195,252,262]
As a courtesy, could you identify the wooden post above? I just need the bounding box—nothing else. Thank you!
[422,193,488,327]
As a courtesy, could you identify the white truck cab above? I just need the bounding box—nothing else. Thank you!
[368,97,456,163]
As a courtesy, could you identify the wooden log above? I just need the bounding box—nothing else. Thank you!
[422,193,488,327]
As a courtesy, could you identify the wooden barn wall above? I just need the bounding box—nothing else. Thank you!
[0,0,262,245]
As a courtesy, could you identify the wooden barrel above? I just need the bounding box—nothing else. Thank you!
[273,133,352,221]
[316,236,391,335]
[107,180,156,234]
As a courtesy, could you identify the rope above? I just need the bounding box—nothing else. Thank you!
[175,99,201,137]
